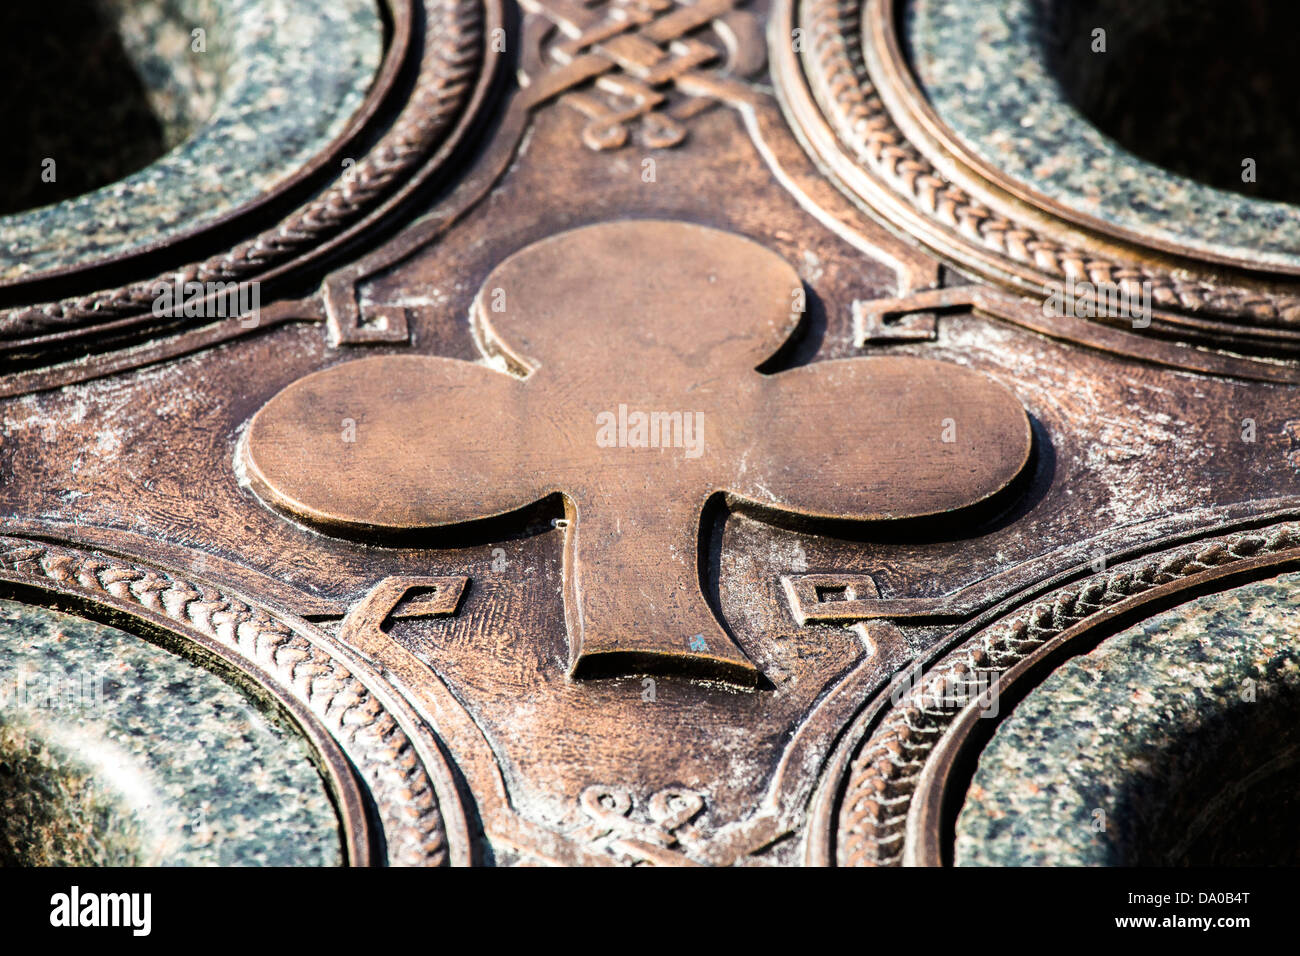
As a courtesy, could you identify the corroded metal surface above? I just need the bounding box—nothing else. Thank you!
[0,0,1297,866]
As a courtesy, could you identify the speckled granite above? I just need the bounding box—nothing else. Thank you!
[0,598,343,866]
[955,571,1300,866]
[905,0,1300,270]
[0,0,382,280]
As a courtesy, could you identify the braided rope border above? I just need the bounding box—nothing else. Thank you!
[834,521,1300,866]
[1,0,485,339]
[0,535,450,867]
[796,0,1300,328]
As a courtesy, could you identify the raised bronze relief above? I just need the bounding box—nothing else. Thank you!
[1,0,1297,875]
[244,221,1031,683]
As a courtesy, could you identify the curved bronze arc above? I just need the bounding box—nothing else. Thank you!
[865,0,1300,278]
[0,0,417,299]
[1,0,502,351]
[0,533,473,867]
[812,517,1300,867]
[904,545,1300,867]
[772,0,1300,348]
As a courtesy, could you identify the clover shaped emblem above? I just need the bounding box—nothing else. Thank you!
[243,221,1031,682]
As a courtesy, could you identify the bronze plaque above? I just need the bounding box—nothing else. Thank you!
[1,0,1298,871]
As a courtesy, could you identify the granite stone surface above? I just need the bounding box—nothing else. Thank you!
[905,0,1300,270]
[0,598,343,866]
[1,0,382,280]
[955,571,1300,866]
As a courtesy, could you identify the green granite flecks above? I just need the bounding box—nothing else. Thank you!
[0,598,343,866]
[0,0,382,280]
[904,0,1300,270]
[0,719,147,865]
[955,571,1300,866]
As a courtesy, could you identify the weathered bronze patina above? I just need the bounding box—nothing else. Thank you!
[1,0,1297,866]
[244,221,1031,682]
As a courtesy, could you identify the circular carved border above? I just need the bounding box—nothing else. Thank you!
[0,533,466,867]
[823,519,1300,866]
[774,0,1300,346]
[0,0,495,347]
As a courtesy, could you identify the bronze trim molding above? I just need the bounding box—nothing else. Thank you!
[0,531,473,867]
[906,546,1300,868]
[0,0,499,356]
[772,0,1300,354]
[814,517,1300,866]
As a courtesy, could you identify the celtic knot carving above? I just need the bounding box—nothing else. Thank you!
[520,0,765,150]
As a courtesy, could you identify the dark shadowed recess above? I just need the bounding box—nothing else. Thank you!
[0,0,206,215]
[1116,686,1300,866]
[1041,0,1300,204]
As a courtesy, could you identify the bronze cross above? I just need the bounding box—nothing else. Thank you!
[242,221,1031,683]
